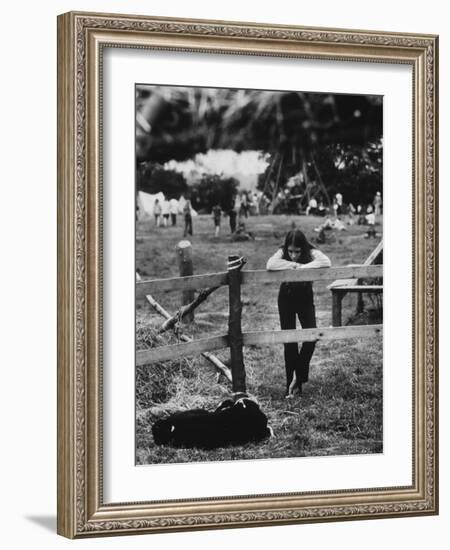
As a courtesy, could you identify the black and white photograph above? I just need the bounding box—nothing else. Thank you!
[135,84,383,465]
[51,5,438,541]
[0,0,444,543]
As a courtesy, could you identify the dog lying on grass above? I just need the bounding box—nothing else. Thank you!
[152,397,273,449]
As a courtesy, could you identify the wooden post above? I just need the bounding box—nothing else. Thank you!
[356,292,364,314]
[176,240,194,322]
[332,291,344,327]
[227,255,246,393]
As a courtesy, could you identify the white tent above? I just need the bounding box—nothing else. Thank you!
[174,194,198,217]
[137,190,198,220]
[136,191,165,220]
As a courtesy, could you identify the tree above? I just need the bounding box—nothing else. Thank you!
[136,86,382,163]
[315,140,382,205]
[136,86,383,209]
[190,175,239,212]
[137,162,187,198]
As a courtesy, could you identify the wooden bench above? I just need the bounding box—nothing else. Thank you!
[328,240,383,326]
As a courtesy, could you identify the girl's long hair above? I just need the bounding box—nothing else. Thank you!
[281,229,315,264]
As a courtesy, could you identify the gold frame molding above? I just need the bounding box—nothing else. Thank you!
[57,11,439,538]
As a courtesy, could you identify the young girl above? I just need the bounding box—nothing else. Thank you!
[266,229,331,397]
[212,204,222,237]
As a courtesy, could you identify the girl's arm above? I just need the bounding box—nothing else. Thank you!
[266,249,298,271]
[298,249,331,269]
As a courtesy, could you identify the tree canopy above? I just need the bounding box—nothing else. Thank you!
[136,86,382,207]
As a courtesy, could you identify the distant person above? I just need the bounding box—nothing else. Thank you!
[357,204,366,225]
[212,204,222,237]
[365,208,376,238]
[317,201,327,217]
[365,209,376,225]
[178,194,187,214]
[161,198,170,227]
[183,199,193,237]
[247,193,255,216]
[229,198,237,234]
[169,197,179,226]
[315,216,346,231]
[231,220,254,242]
[347,203,356,225]
[313,216,343,244]
[314,216,334,232]
[332,198,338,217]
[266,229,331,398]
[366,211,376,225]
[335,192,343,215]
[153,198,162,227]
[373,191,382,216]
[306,197,318,216]
[240,192,249,218]
[276,190,285,214]
[252,192,260,215]
[260,194,271,214]
[234,193,242,221]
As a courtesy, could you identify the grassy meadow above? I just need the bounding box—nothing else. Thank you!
[135,213,383,465]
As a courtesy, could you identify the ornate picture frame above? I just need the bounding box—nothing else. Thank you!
[57,11,438,538]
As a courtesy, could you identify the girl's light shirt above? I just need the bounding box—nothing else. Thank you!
[266,248,331,271]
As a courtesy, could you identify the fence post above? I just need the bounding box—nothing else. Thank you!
[176,240,194,322]
[332,291,344,327]
[356,292,364,315]
[227,255,246,393]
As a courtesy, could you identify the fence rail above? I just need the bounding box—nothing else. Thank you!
[243,324,382,346]
[137,263,383,392]
[136,324,383,365]
[137,334,229,365]
[136,264,383,297]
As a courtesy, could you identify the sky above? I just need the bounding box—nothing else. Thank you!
[164,149,270,189]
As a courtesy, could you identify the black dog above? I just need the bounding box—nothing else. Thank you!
[152,398,272,449]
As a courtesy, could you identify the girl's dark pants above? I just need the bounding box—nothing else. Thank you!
[278,282,317,391]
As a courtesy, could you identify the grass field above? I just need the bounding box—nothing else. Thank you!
[136,213,383,465]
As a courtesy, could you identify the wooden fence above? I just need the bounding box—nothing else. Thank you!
[136,264,383,393]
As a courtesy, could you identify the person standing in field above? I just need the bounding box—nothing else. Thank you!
[183,199,193,237]
[169,197,179,226]
[266,229,331,398]
[161,198,170,227]
[240,192,249,218]
[252,192,260,215]
[212,204,222,237]
[335,192,343,215]
[229,197,238,234]
[153,198,162,227]
[178,194,187,215]
[365,206,377,238]
[373,191,382,216]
